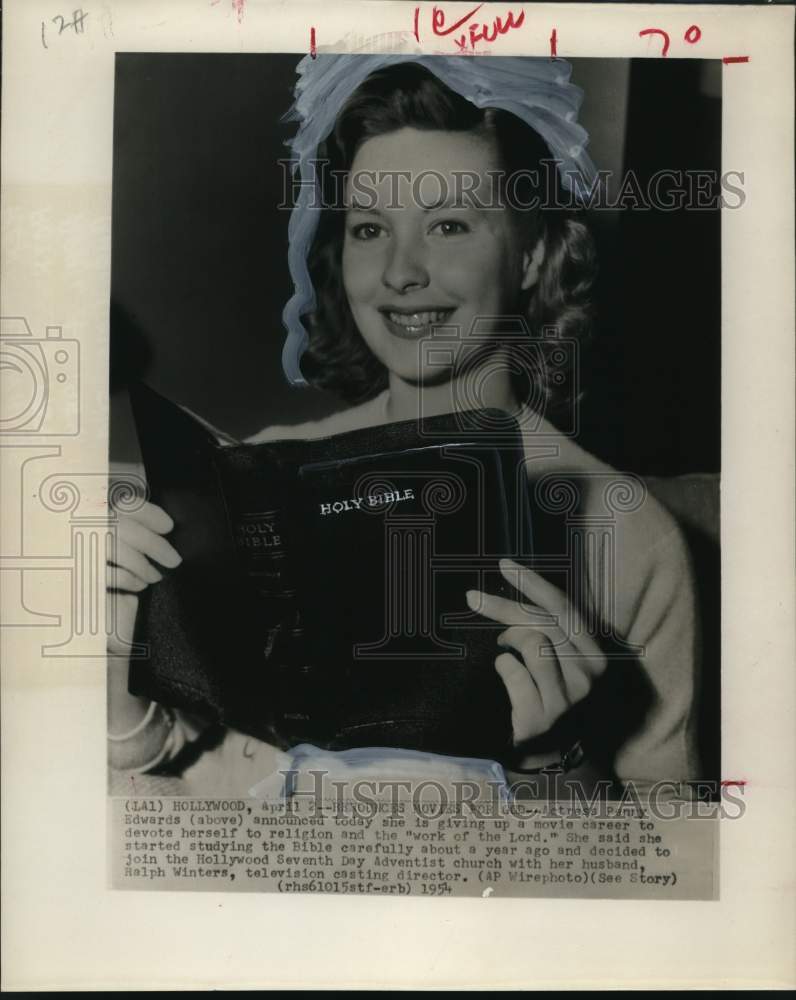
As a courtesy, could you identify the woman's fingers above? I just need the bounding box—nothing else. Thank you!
[104,503,180,594]
[499,558,570,618]
[109,538,164,585]
[558,659,593,705]
[497,620,604,681]
[117,514,182,569]
[123,500,174,535]
[499,625,594,708]
[500,558,605,660]
[494,651,544,743]
[498,626,569,721]
[470,561,605,662]
[494,635,593,743]
[466,589,555,628]
[104,502,179,599]
[106,565,148,593]
[495,647,588,744]
[474,566,610,743]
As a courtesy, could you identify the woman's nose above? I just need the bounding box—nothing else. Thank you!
[381,238,429,294]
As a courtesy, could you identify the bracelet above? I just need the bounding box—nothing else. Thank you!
[508,739,586,776]
[108,702,179,772]
[132,725,182,774]
[108,700,160,742]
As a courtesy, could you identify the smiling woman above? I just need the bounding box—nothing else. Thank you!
[108,54,704,799]
[342,127,538,391]
[301,60,594,420]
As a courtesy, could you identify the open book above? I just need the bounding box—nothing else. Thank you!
[128,381,542,761]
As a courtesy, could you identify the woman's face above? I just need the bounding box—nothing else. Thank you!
[341,126,536,385]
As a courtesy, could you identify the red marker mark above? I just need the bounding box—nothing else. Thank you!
[684,24,702,45]
[232,0,245,23]
[723,55,750,64]
[720,780,747,788]
[433,3,524,53]
[432,2,485,38]
[310,26,316,59]
[413,5,420,42]
[639,27,670,57]
[550,27,557,57]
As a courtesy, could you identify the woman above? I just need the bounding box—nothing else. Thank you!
[108,55,700,797]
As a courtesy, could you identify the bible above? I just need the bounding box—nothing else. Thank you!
[127,381,539,762]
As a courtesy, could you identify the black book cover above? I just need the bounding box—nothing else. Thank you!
[128,381,540,761]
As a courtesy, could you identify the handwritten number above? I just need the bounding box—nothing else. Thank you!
[639,27,670,57]
[640,24,703,57]
[684,25,702,45]
[432,3,485,38]
[51,9,88,36]
[41,8,88,47]
[73,9,89,34]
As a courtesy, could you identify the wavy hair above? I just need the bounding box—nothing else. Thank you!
[299,63,597,413]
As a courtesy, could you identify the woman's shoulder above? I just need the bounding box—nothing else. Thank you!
[522,412,683,538]
[521,414,693,632]
[244,390,389,444]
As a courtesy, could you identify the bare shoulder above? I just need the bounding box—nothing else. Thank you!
[244,391,388,444]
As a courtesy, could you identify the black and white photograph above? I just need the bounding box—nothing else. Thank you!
[2,0,794,989]
[107,51,721,805]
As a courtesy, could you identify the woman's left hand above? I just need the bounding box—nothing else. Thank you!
[466,558,608,745]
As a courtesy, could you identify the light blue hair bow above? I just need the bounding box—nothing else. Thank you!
[281,54,597,386]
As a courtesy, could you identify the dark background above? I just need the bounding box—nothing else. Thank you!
[110,55,721,477]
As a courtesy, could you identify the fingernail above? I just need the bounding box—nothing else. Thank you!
[466,590,479,610]
[499,558,516,571]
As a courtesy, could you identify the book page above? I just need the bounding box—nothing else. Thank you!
[2,0,794,989]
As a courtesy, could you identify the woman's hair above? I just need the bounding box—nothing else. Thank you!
[299,62,597,413]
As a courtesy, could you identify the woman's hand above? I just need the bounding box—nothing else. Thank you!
[466,558,607,745]
[106,500,181,657]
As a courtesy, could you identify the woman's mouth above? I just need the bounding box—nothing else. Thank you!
[379,308,455,339]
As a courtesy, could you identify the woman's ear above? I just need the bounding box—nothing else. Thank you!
[520,237,546,291]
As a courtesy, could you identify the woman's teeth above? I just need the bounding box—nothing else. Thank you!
[387,310,451,328]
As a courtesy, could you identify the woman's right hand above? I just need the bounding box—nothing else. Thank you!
[106,500,182,656]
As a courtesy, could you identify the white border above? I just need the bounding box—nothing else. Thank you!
[2,1,794,989]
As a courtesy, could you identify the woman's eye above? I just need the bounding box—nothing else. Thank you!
[430,220,470,237]
[349,222,384,241]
